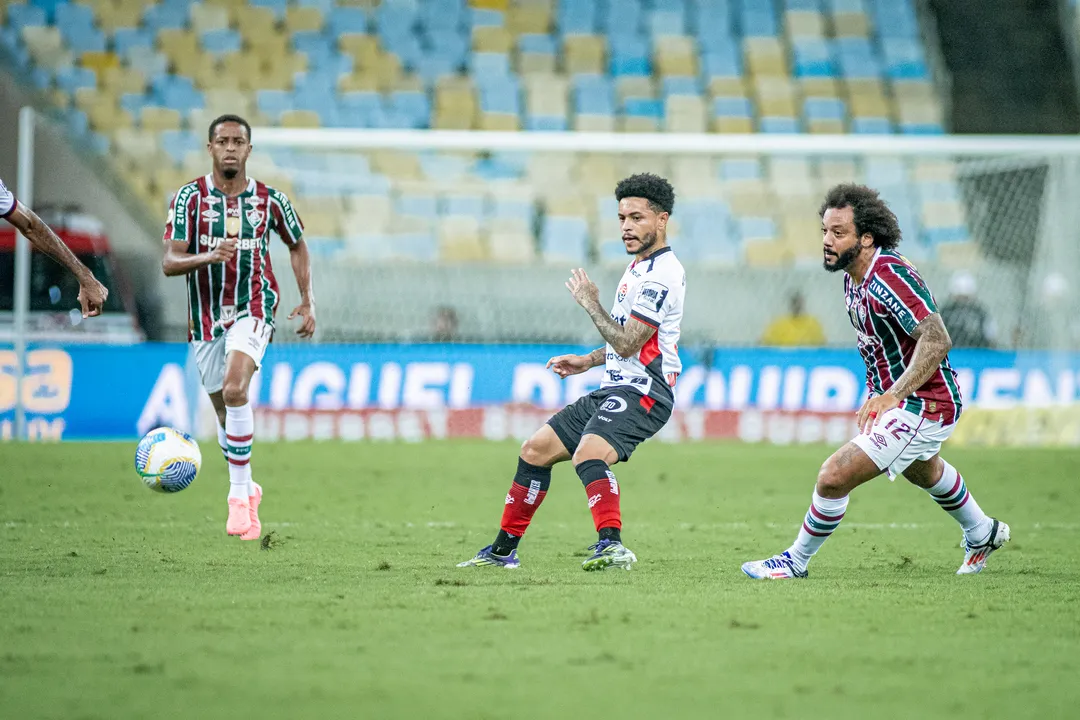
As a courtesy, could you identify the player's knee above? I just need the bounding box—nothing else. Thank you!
[221,379,248,407]
[571,436,617,466]
[520,436,553,466]
[815,458,850,498]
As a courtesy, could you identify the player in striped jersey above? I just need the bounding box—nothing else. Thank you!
[162,114,315,541]
[742,184,1009,579]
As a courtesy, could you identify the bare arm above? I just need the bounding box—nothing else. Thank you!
[566,269,655,358]
[7,202,108,316]
[286,240,316,338]
[8,203,93,282]
[886,313,952,400]
[161,238,234,277]
[586,346,606,367]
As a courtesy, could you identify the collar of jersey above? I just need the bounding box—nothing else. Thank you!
[204,174,255,198]
[631,245,672,268]
[856,247,883,288]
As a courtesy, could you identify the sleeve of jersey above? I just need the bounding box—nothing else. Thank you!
[163,185,194,246]
[0,179,16,219]
[269,189,305,245]
[868,264,939,335]
[629,277,672,329]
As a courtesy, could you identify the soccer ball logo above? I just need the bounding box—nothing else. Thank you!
[134,427,202,493]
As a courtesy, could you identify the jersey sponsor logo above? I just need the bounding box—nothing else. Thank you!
[634,281,669,313]
[202,209,222,221]
[600,396,627,413]
[245,196,264,208]
[868,278,908,318]
[199,234,262,250]
[272,190,299,227]
[617,282,628,302]
[202,195,221,207]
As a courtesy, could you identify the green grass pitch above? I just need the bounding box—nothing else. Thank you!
[2,440,1079,719]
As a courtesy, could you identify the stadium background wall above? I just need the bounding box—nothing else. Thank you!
[2,343,1078,446]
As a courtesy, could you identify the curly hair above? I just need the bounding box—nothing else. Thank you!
[208,114,251,143]
[819,183,902,249]
[615,173,675,215]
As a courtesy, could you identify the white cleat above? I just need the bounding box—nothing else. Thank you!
[741,551,808,580]
[957,518,1010,575]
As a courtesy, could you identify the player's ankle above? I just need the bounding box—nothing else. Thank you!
[491,530,520,557]
[598,526,621,544]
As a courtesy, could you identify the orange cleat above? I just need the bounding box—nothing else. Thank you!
[227,497,252,536]
[239,483,262,541]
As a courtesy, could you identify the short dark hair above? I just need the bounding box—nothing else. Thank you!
[615,173,675,215]
[819,183,902,249]
[208,114,251,143]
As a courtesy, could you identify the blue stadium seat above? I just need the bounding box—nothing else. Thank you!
[395,233,438,262]
[901,122,945,135]
[740,4,779,37]
[480,78,521,114]
[719,158,762,181]
[295,0,335,12]
[55,4,95,33]
[701,47,741,77]
[113,28,154,56]
[471,52,512,79]
[882,38,929,80]
[600,0,643,33]
[649,9,687,37]
[804,97,845,121]
[573,74,615,115]
[397,193,439,219]
[760,116,800,133]
[428,30,469,66]
[865,158,908,187]
[852,117,893,134]
[663,76,700,96]
[328,7,369,35]
[559,0,597,34]
[609,36,652,77]
[518,33,556,55]
[55,66,96,94]
[201,29,242,57]
[153,76,204,112]
[27,0,66,22]
[624,98,664,119]
[383,34,424,69]
[827,0,867,11]
[526,115,569,131]
[491,195,535,219]
[713,96,752,118]
[541,218,588,263]
[390,91,431,128]
[142,4,188,31]
[443,194,486,217]
[6,4,47,28]
[922,226,968,245]
[420,0,466,28]
[256,89,293,119]
[159,130,201,166]
[792,40,835,78]
[468,8,504,28]
[784,0,823,10]
[738,217,777,241]
[119,92,149,117]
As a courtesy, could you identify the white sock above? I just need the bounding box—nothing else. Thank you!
[225,403,254,501]
[217,423,228,460]
[787,490,849,571]
[926,460,992,543]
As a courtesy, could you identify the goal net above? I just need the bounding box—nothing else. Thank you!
[222,129,1080,446]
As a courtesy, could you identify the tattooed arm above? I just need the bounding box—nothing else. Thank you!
[855,313,952,433]
[886,313,953,401]
[565,269,655,358]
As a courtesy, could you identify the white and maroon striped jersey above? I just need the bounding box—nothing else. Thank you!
[163,174,304,342]
[0,177,16,220]
[602,246,686,408]
[844,248,963,424]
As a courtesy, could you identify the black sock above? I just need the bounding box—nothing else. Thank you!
[491,530,520,556]
[599,527,621,543]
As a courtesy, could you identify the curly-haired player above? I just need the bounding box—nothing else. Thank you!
[459,173,686,571]
[741,184,1009,579]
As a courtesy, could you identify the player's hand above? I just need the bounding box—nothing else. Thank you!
[207,239,237,264]
[546,354,592,378]
[288,301,316,339]
[856,393,900,434]
[565,268,601,311]
[76,274,108,318]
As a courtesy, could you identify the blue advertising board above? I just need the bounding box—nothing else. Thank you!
[2,343,1079,440]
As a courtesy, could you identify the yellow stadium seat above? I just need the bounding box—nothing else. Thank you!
[655,36,698,77]
[100,66,146,95]
[808,118,845,133]
[375,52,403,91]
[713,116,755,133]
[546,194,588,217]
[371,151,423,181]
[479,113,521,131]
[616,76,655,103]
[936,242,982,269]
[518,50,556,75]
[96,4,138,32]
[175,53,217,86]
[913,160,957,182]
[236,7,277,43]
[203,89,253,116]
[744,240,790,267]
[344,195,393,233]
[578,154,619,192]
[158,29,199,61]
[88,103,133,133]
[574,114,616,132]
[618,116,659,132]
[141,107,182,132]
[744,38,788,76]
[527,153,574,186]
[672,156,715,188]
[473,26,513,53]
[79,52,118,75]
[819,159,859,190]
[922,200,966,229]
[564,35,605,75]
[296,204,343,239]
[726,184,772,216]
[507,4,551,34]
[392,74,425,92]
[338,72,380,93]
[801,77,839,98]
[285,6,324,32]
[340,34,379,69]
[784,10,826,38]
[220,53,263,90]
[665,96,706,133]
[759,96,797,117]
[279,110,320,128]
[525,75,568,115]
[191,4,230,34]
[833,12,870,37]
[657,53,697,77]
[439,217,488,262]
[488,229,536,263]
[470,0,510,9]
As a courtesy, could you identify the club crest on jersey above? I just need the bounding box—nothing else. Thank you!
[617,282,628,302]
[246,208,264,226]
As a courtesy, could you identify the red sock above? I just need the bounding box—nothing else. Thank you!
[577,459,622,531]
[499,458,551,537]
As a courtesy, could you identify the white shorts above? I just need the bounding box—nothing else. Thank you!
[191,316,273,394]
[851,406,955,480]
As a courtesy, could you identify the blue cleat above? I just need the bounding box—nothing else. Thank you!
[581,539,637,571]
[457,545,521,568]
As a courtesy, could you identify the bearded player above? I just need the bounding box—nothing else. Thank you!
[742,184,1008,579]
[459,173,686,571]
[1,177,108,317]
[162,114,315,541]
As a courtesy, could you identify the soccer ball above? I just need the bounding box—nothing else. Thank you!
[135,427,202,493]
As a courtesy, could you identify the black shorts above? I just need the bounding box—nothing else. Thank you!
[547,387,672,463]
